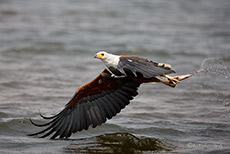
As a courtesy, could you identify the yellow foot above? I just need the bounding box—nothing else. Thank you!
[163,74,181,84]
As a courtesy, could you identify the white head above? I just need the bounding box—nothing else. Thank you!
[94,51,109,60]
[94,51,120,68]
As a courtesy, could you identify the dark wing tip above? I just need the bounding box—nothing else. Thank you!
[29,118,48,127]
[39,111,57,120]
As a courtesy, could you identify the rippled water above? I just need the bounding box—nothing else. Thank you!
[0,0,230,153]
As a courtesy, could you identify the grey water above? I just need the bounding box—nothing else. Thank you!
[0,0,230,153]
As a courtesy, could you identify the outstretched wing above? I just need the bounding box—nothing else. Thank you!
[28,69,141,139]
[117,56,175,78]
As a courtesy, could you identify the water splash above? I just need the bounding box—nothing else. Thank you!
[197,57,230,79]
[197,57,230,112]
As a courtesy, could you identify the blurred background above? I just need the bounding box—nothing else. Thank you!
[0,0,229,153]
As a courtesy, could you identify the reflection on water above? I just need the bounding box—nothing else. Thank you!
[64,133,173,153]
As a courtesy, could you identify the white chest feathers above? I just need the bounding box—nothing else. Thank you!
[101,54,120,68]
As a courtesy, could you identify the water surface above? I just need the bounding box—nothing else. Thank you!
[0,0,230,153]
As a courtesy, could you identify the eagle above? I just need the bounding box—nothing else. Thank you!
[28,51,196,139]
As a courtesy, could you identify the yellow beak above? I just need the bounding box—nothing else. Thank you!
[94,53,103,59]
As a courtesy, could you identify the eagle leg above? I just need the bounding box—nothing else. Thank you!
[155,72,197,88]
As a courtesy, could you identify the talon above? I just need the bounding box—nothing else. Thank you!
[171,78,181,83]
[163,74,180,83]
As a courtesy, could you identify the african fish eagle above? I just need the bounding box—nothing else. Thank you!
[29,51,196,139]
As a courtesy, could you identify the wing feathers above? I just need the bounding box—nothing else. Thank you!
[86,102,94,127]
[71,108,78,133]
[94,99,107,123]
[109,93,125,106]
[74,103,81,132]
[114,91,130,105]
[58,110,72,138]
[89,101,100,126]
[29,69,141,139]
[117,56,175,78]
[46,115,66,139]
[100,97,114,119]
[106,95,121,113]
[82,103,90,130]
[64,110,74,138]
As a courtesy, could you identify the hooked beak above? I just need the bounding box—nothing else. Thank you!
[94,54,98,58]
